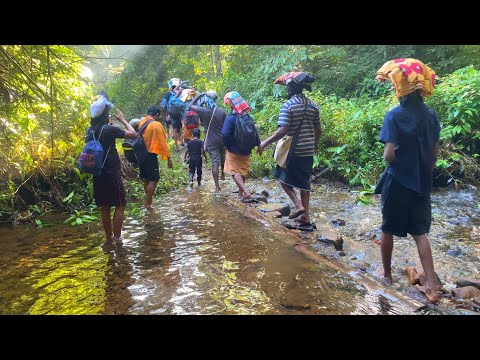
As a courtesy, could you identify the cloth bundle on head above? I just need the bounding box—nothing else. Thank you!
[180,88,197,102]
[274,71,315,91]
[203,94,216,108]
[223,91,250,115]
[129,118,141,130]
[168,78,180,88]
[376,58,436,98]
[90,95,113,118]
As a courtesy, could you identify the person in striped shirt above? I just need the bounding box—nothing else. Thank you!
[258,72,320,226]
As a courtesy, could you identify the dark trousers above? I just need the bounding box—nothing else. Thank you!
[189,161,202,185]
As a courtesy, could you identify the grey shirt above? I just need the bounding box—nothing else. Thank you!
[190,105,227,150]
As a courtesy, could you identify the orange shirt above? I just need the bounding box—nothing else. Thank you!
[138,116,171,160]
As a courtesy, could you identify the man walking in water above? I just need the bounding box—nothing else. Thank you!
[188,91,227,191]
[258,72,320,227]
[138,106,173,209]
[376,58,441,303]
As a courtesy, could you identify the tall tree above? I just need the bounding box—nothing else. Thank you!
[213,45,223,78]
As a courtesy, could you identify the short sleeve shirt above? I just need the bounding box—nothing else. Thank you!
[277,94,320,157]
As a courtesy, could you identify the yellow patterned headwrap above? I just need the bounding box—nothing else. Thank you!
[376,58,436,98]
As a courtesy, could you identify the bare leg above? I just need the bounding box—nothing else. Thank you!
[232,173,250,200]
[220,153,225,181]
[295,190,311,224]
[380,232,394,284]
[173,128,179,150]
[212,163,221,191]
[144,180,158,208]
[113,205,125,239]
[101,206,113,243]
[280,182,304,215]
[412,234,440,303]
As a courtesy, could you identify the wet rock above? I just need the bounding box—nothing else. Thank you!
[404,266,442,287]
[452,286,480,300]
[254,187,270,198]
[256,196,268,203]
[458,215,470,223]
[456,309,480,315]
[446,245,467,257]
[473,297,480,306]
[456,278,480,290]
[405,266,421,285]
[364,229,382,242]
[446,216,470,226]
[243,195,268,204]
[351,260,369,271]
[267,211,283,218]
[331,218,346,226]
[258,203,290,217]
[280,302,311,310]
[317,229,343,251]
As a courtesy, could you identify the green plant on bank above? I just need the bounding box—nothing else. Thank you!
[427,66,480,183]
[127,203,142,217]
[353,189,375,206]
[64,204,99,226]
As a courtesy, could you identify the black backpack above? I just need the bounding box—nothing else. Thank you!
[234,113,260,152]
[122,119,153,164]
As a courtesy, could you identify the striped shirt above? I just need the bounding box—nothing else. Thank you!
[277,94,320,157]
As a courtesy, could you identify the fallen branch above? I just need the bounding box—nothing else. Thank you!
[310,167,329,182]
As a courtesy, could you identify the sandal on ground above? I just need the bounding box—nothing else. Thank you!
[282,221,317,232]
[288,209,305,219]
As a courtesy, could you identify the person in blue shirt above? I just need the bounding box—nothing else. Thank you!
[222,91,260,201]
[376,59,441,303]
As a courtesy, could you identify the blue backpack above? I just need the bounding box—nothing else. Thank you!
[167,92,187,118]
[77,125,111,176]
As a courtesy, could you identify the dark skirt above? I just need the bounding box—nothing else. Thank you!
[93,174,126,207]
[273,155,313,191]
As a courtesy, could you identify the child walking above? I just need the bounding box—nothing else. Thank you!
[184,128,207,187]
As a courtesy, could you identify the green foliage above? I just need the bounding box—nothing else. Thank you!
[428,66,480,149]
[354,190,375,206]
[249,148,275,179]
[427,66,480,182]
[308,92,395,187]
[64,205,99,226]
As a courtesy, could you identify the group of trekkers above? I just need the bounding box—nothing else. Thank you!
[83,58,442,303]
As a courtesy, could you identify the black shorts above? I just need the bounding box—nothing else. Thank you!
[93,174,126,207]
[381,173,431,237]
[139,153,160,182]
[170,114,182,130]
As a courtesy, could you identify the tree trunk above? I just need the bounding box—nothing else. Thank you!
[47,46,54,161]
[213,45,223,78]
